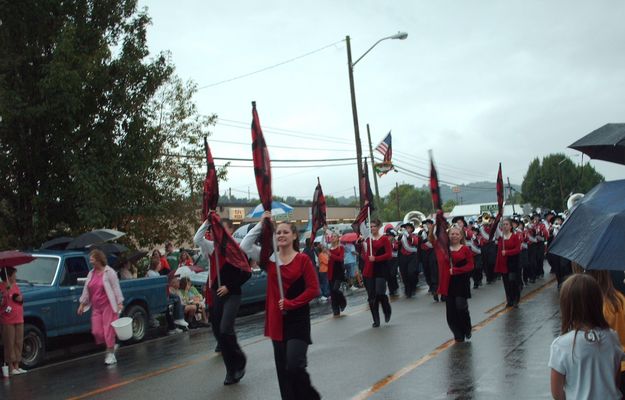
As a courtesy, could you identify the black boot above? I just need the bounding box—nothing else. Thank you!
[221,334,246,385]
[369,300,380,327]
[380,295,392,323]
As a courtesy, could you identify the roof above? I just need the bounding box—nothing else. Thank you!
[449,203,529,218]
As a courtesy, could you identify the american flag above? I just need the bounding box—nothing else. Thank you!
[375,131,392,163]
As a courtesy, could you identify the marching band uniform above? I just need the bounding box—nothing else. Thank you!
[495,229,522,307]
[419,221,438,301]
[387,234,400,296]
[398,223,419,298]
[362,235,393,327]
[468,228,483,289]
[327,245,346,316]
[479,222,497,284]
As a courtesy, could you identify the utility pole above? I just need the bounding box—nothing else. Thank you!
[366,124,381,204]
[507,177,516,214]
[346,35,364,207]
[353,186,357,199]
[396,182,400,220]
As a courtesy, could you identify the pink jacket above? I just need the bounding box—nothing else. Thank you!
[79,266,124,312]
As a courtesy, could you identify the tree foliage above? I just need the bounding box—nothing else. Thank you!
[376,184,433,221]
[0,0,216,249]
[521,154,604,211]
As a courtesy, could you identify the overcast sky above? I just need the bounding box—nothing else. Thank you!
[140,0,625,201]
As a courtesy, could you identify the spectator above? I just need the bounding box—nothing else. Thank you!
[1,267,26,376]
[165,272,189,333]
[78,249,124,365]
[317,245,330,301]
[146,258,161,278]
[179,277,208,327]
[153,249,170,276]
[343,241,358,289]
[179,251,194,267]
[118,261,137,280]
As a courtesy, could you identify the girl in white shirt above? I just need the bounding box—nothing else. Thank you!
[549,273,625,400]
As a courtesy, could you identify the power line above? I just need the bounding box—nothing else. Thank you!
[208,137,353,152]
[216,162,354,169]
[198,39,345,90]
[162,152,356,163]
[216,121,353,145]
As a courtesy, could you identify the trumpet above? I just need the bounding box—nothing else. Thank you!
[481,212,492,224]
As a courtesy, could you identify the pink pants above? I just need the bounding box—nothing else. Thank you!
[91,305,118,348]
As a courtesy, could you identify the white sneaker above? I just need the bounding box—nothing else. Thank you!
[17,368,27,374]
[174,319,189,328]
[350,286,359,291]
[319,296,328,303]
[104,352,117,365]
[11,369,25,375]
[168,328,182,335]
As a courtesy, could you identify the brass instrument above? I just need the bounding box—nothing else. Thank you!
[566,193,585,211]
[401,211,427,235]
[481,211,492,225]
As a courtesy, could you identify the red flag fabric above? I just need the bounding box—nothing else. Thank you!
[489,163,504,243]
[310,178,326,245]
[251,102,274,266]
[429,155,452,296]
[207,212,252,275]
[352,159,375,235]
[202,137,219,220]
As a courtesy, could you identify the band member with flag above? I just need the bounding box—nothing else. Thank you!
[194,216,251,385]
[361,218,393,327]
[241,212,321,400]
[494,218,523,307]
[326,231,347,316]
[398,221,419,298]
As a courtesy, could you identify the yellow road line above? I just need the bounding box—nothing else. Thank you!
[351,278,555,400]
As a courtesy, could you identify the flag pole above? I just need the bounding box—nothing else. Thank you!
[210,212,222,288]
[272,225,285,301]
[367,206,373,257]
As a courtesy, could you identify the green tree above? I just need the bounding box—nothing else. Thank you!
[377,184,432,221]
[0,0,214,248]
[443,199,457,213]
[521,154,604,211]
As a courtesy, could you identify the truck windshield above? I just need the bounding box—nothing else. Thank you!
[17,256,59,285]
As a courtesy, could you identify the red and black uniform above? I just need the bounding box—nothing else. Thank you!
[439,245,474,342]
[398,231,419,298]
[495,233,522,307]
[362,235,393,327]
[479,223,497,283]
[328,245,346,316]
[468,229,483,288]
[535,221,549,278]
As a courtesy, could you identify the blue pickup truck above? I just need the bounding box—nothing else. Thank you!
[12,250,169,369]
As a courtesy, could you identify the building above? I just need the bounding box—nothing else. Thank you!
[449,202,531,219]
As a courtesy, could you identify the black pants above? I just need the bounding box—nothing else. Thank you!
[272,339,320,400]
[421,249,438,293]
[483,243,497,283]
[472,253,483,287]
[535,241,546,277]
[399,253,418,297]
[165,293,185,330]
[388,257,399,295]
[445,296,472,341]
[520,249,530,283]
[210,292,246,376]
[365,277,391,325]
[502,272,521,306]
[548,254,572,287]
[527,243,538,281]
[330,279,346,315]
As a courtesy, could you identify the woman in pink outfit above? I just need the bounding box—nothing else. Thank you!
[78,249,124,365]
[1,266,26,375]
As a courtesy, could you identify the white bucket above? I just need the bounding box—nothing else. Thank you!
[111,317,133,341]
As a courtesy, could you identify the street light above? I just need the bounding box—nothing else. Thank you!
[346,32,408,207]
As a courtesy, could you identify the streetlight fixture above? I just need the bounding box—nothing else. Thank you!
[346,32,408,206]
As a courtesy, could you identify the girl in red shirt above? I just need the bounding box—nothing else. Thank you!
[495,218,522,307]
[434,225,475,342]
[1,267,26,375]
[327,232,346,316]
[241,212,321,400]
[361,219,393,327]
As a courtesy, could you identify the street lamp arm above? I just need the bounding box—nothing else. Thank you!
[351,32,408,68]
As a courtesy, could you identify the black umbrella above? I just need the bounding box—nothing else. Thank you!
[569,123,625,165]
[40,236,74,250]
[548,179,625,270]
[66,229,126,250]
[93,243,129,254]
[114,251,147,268]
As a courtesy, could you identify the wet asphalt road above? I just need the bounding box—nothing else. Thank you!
[1,269,560,400]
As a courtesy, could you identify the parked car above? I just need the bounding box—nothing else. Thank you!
[12,250,169,369]
[190,266,267,306]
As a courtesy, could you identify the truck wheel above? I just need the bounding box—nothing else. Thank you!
[124,305,148,343]
[22,324,46,369]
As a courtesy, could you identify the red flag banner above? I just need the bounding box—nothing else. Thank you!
[310,178,326,245]
[489,163,504,243]
[353,159,375,235]
[251,102,274,266]
[207,213,251,275]
[429,153,451,296]
[202,137,219,221]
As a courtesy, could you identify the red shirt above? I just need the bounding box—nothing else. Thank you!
[327,245,344,282]
[399,233,419,256]
[265,253,320,341]
[437,245,474,297]
[494,233,522,274]
[0,282,24,325]
[362,235,392,278]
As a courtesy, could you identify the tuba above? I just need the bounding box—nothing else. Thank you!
[402,211,426,233]
[566,193,584,211]
[481,212,492,225]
